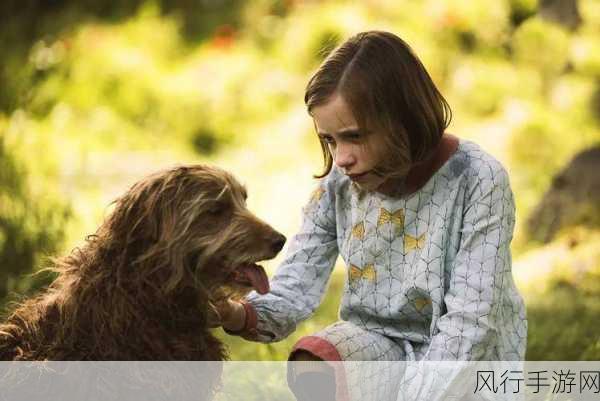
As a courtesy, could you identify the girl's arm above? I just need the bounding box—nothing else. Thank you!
[427,163,525,361]
[398,158,527,400]
[224,169,341,343]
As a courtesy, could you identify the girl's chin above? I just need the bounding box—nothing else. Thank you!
[352,175,386,192]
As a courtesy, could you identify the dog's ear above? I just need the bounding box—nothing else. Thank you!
[93,175,175,290]
[102,165,235,294]
[109,173,176,245]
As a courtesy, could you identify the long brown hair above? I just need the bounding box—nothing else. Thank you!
[305,30,452,179]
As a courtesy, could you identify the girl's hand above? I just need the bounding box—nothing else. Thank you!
[212,299,246,332]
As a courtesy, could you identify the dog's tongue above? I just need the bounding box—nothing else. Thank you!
[239,264,270,294]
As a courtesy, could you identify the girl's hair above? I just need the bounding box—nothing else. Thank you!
[305,30,452,179]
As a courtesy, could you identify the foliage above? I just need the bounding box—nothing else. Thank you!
[0,131,70,310]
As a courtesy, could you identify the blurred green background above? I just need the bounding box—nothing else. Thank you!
[0,0,599,361]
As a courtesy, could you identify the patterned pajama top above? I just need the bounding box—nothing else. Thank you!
[236,135,527,364]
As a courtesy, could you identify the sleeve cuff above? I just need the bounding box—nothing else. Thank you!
[223,300,258,339]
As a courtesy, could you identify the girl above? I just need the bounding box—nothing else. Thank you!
[218,30,527,400]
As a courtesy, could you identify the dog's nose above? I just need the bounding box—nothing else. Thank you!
[270,233,286,253]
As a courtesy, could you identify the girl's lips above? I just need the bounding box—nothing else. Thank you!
[348,171,370,182]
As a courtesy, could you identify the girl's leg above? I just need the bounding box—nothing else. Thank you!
[288,321,406,401]
[292,320,405,361]
[288,350,336,401]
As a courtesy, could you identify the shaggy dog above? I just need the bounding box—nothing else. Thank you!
[0,164,285,361]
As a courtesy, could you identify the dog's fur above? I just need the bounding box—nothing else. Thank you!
[0,164,285,361]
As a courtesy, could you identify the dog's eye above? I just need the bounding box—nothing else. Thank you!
[208,200,229,216]
[209,205,225,215]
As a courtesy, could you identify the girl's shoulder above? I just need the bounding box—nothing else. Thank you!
[453,138,513,199]
[314,165,352,194]
[303,166,345,212]
[453,138,510,182]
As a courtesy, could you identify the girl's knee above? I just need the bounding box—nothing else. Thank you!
[288,352,336,401]
[289,349,332,376]
[289,349,323,362]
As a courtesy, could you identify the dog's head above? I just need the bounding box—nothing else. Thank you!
[101,164,285,312]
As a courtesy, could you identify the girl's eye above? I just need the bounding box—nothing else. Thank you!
[321,136,335,144]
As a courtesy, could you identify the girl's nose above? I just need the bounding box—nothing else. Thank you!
[334,143,356,169]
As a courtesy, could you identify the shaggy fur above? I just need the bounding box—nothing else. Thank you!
[0,164,285,361]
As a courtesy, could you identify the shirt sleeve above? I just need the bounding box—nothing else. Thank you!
[230,169,340,343]
[398,160,524,400]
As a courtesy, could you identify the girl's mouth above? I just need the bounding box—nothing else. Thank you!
[348,171,370,182]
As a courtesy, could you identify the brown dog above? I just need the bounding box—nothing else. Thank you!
[0,164,285,361]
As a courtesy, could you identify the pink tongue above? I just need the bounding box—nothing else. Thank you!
[239,264,270,294]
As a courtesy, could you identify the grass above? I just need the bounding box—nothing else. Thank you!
[525,285,600,360]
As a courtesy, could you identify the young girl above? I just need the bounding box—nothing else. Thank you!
[218,30,527,400]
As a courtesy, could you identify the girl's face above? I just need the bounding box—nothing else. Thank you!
[312,94,388,191]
